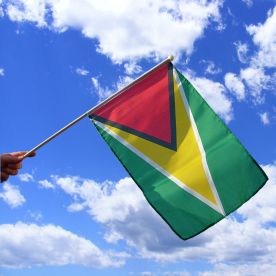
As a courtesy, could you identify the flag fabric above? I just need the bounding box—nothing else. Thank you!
[89,61,268,240]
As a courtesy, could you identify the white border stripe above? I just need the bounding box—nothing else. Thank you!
[173,69,225,216]
[95,120,224,214]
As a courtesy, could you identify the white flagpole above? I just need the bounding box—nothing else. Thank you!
[23,55,174,158]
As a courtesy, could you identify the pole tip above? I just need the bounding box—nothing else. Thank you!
[168,54,174,61]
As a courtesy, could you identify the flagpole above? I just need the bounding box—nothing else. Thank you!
[23,55,174,158]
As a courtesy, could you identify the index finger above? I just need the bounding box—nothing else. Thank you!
[1,154,22,166]
[11,151,36,159]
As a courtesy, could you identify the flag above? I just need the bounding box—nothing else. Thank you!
[89,61,268,240]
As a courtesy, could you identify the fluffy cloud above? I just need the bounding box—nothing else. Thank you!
[3,0,223,62]
[75,68,89,76]
[184,71,233,122]
[0,0,3,17]
[200,263,276,276]
[18,173,34,182]
[259,112,270,125]
[91,76,113,101]
[201,60,222,75]
[240,66,271,102]
[91,74,134,101]
[0,222,125,268]
[241,0,253,8]
[246,7,276,68]
[50,162,276,270]
[6,0,47,27]
[124,61,142,75]
[234,41,249,64]
[229,7,276,104]
[0,183,25,208]
[0,68,4,76]
[38,179,55,189]
[224,72,245,101]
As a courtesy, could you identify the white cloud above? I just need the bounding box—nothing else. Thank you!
[0,182,26,208]
[67,202,85,212]
[238,163,276,224]
[91,76,113,101]
[0,68,4,76]
[259,112,270,125]
[116,75,134,91]
[0,0,3,17]
[50,162,276,270]
[91,74,134,102]
[0,183,25,208]
[124,61,142,75]
[202,60,222,75]
[27,210,43,221]
[6,0,47,27]
[4,0,223,62]
[18,173,34,182]
[242,0,253,8]
[224,72,245,101]
[184,71,233,122]
[200,263,276,276]
[38,179,55,189]
[234,41,249,63]
[0,222,125,268]
[75,68,89,76]
[246,7,276,68]
[230,8,276,104]
[240,66,271,102]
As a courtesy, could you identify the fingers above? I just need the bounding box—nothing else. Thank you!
[1,167,19,176]
[1,172,9,183]
[11,151,36,159]
[8,162,22,169]
[0,151,35,183]
[1,154,22,167]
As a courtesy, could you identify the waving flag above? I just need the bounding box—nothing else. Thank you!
[89,61,268,240]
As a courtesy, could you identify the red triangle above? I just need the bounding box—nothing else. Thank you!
[91,63,175,148]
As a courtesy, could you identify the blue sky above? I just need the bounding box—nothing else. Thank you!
[0,0,276,275]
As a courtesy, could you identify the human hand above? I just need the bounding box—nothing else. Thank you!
[0,151,35,183]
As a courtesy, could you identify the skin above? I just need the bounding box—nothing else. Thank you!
[0,151,35,183]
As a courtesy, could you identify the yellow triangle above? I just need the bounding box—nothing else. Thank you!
[101,76,219,209]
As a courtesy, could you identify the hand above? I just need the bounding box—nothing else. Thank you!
[0,151,35,183]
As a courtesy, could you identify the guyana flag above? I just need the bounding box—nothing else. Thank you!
[89,61,268,240]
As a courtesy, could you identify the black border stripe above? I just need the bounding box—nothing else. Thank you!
[168,62,177,151]
[89,62,177,151]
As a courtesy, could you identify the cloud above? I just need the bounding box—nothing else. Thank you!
[0,183,25,208]
[18,173,34,182]
[124,61,142,75]
[91,76,113,101]
[246,7,276,68]
[0,222,126,268]
[27,210,43,221]
[200,263,276,276]
[224,72,245,101]
[49,162,276,271]
[259,112,270,125]
[3,0,223,62]
[229,7,276,105]
[91,73,134,102]
[6,0,47,27]
[240,66,271,102]
[38,179,55,189]
[201,60,222,75]
[75,68,89,76]
[184,71,233,122]
[241,0,253,8]
[0,68,4,76]
[234,41,249,64]
[0,0,3,17]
